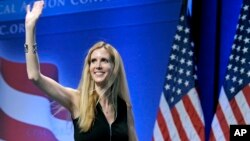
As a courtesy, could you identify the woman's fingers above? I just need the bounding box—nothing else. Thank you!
[35,1,44,10]
[33,1,40,9]
[26,4,30,14]
[30,1,44,13]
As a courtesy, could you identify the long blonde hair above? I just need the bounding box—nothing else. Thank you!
[77,41,131,132]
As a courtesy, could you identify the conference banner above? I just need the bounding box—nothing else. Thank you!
[0,0,169,21]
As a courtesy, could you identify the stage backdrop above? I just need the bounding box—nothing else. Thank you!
[0,0,182,141]
[0,0,245,140]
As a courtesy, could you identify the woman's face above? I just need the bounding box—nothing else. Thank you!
[89,48,113,87]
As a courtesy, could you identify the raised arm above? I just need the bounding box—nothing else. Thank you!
[25,1,79,115]
[25,1,43,79]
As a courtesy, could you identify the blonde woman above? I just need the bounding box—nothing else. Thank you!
[25,1,138,141]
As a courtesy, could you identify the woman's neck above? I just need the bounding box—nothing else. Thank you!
[96,88,112,110]
[95,85,111,101]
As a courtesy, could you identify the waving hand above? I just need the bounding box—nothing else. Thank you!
[25,1,44,29]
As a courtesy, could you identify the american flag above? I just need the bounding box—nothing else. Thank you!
[0,58,74,141]
[152,0,205,141]
[209,0,250,140]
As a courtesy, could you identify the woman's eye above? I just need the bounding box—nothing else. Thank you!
[102,58,109,63]
[90,59,96,63]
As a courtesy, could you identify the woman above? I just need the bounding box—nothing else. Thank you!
[25,1,138,141]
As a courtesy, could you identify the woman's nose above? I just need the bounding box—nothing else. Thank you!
[96,61,102,68]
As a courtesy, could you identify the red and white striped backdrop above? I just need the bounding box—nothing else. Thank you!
[0,58,74,141]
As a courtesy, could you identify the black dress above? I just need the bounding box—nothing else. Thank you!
[72,98,128,141]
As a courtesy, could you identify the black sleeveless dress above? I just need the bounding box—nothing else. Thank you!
[72,98,128,141]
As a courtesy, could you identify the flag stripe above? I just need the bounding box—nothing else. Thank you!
[218,88,237,125]
[153,122,164,141]
[183,89,204,140]
[157,109,170,140]
[216,104,230,140]
[1,58,57,98]
[176,97,199,140]
[230,98,245,123]
[188,88,204,124]
[213,93,232,140]
[234,89,249,124]
[160,94,181,141]
[209,130,216,141]
[155,110,168,141]
[210,116,226,141]
[0,109,58,141]
[172,106,189,141]
[242,84,250,107]
[237,85,250,124]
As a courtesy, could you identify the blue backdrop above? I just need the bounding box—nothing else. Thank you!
[0,0,244,140]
